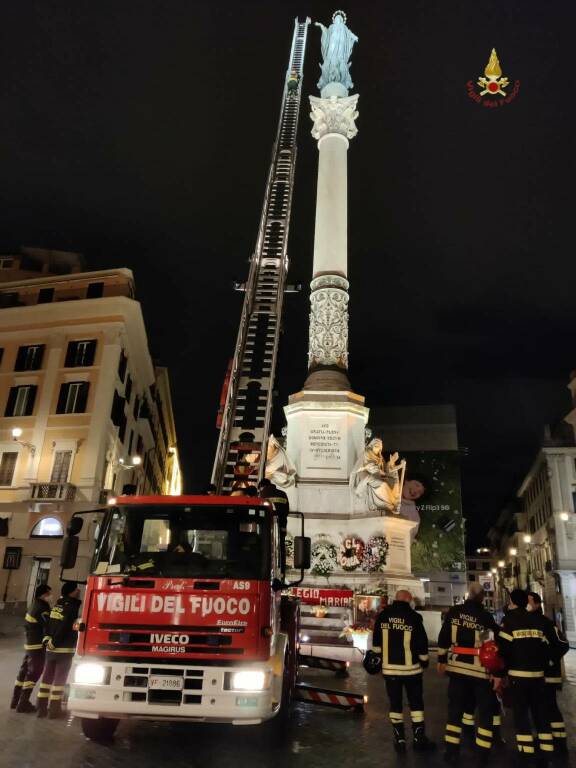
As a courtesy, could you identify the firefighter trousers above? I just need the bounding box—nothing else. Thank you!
[445,675,494,753]
[384,674,425,727]
[543,683,566,748]
[37,652,73,704]
[509,678,554,759]
[15,648,46,691]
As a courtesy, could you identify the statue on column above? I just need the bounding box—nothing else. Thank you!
[350,438,406,513]
[265,434,296,489]
[316,11,358,92]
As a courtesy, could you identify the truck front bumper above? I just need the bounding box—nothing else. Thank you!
[68,658,282,724]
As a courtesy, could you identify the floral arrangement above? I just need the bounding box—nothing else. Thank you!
[362,535,389,572]
[310,537,338,578]
[338,535,365,571]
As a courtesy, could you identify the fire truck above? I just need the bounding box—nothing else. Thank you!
[61,495,310,740]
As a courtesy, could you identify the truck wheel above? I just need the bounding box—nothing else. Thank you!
[81,717,119,742]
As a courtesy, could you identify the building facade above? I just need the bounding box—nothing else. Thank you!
[0,255,181,611]
[488,386,576,645]
[465,553,497,612]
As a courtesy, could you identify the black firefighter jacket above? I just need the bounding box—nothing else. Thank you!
[45,596,82,654]
[24,598,51,651]
[497,607,567,681]
[372,600,429,676]
[437,598,499,680]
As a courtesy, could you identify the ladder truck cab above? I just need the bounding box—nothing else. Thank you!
[61,495,310,741]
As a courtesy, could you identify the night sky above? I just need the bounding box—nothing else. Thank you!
[1,1,575,545]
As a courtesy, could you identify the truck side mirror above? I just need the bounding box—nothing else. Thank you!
[60,535,79,569]
[293,536,311,570]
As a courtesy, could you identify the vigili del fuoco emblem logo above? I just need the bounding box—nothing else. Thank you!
[467,48,520,107]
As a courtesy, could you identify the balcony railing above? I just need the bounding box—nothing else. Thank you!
[30,482,77,501]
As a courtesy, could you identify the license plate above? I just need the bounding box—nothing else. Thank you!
[149,676,184,690]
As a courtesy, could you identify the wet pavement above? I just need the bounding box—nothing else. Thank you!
[1,629,575,768]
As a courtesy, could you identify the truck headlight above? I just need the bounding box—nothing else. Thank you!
[74,663,108,685]
[230,670,269,691]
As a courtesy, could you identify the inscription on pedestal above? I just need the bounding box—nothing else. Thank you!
[302,417,346,475]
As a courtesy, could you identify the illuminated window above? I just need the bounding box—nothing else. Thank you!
[31,517,64,538]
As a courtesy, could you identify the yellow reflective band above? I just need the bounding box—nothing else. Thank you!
[553,733,567,739]
[447,725,462,733]
[451,623,458,644]
[48,647,76,653]
[545,677,563,684]
[462,714,474,722]
[550,722,565,729]
[14,681,24,687]
[519,746,535,754]
[508,670,544,678]
[419,654,429,661]
[25,613,38,623]
[404,629,413,667]
[389,712,403,722]
[445,736,460,745]
[137,562,155,570]
[50,685,65,691]
[540,745,554,752]
[538,734,553,741]
[478,728,492,737]
[437,647,449,654]
[24,644,44,651]
[22,682,35,689]
[517,735,534,743]
[512,629,543,639]
[39,683,50,689]
[36,692,49,698]
[498,631,513,641]
[49,695,62,701]
[411,715,424,723]
[476,738,491,749]
[382,667,423,676]
[371,646,382,653]
[493,715,502,726]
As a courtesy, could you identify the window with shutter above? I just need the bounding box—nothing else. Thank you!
[38,288,54,304]
[50,450,73,483]
[57,382,89,414]
[15,345,44,371]
[118,351,127,382]
[86,282,104,299]
[5,385,36,417]
[125,374,132,403]
[65,340,96,367]
[0,452,18,486]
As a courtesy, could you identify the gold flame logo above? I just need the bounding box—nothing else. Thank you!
[478,48,509,96]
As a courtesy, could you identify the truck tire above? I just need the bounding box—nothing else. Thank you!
[81,717,119,742]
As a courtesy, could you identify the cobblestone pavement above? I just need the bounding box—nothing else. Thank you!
[1,630,574,768]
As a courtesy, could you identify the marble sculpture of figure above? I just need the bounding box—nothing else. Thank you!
[316,11,358,92]
[265,434,296,488]
[350,438,405,513]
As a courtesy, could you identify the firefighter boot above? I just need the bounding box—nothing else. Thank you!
[10,684,22,710]
[413,724,437,752]
[47,699,66,719]
[393,724,407,754]
[36,697,48,718]
[16,688,36,713]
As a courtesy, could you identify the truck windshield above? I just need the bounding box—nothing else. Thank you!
[92,504,270,580]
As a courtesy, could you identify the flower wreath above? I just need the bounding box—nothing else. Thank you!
[311,537,338,577]
[362,535,389,572]
[338,535,365,571]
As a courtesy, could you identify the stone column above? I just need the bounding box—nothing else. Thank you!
[306,94,358,386]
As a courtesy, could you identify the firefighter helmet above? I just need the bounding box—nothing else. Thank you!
[363,649,382,675]
[479,639,505,673]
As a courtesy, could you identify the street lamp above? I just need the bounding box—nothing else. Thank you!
[498,560,505,568]
[560,512,569,522]
[11,427,36,456]
[523,534,532,544]
[117,455,142,470]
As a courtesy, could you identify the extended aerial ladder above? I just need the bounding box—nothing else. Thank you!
[212,17,311,492]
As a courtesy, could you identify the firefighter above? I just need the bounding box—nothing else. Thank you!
[527,591,569,754]
[36,581,82,719]
[10,583,52,713]
[287,68,300,95]
[497,589,566,764]
[258,479,289,571]
[437,582,500,764]
[371,589,435,753]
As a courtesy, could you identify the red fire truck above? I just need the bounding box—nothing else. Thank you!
[60,495,310,741]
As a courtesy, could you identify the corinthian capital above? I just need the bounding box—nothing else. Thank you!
[309,94,359,141]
